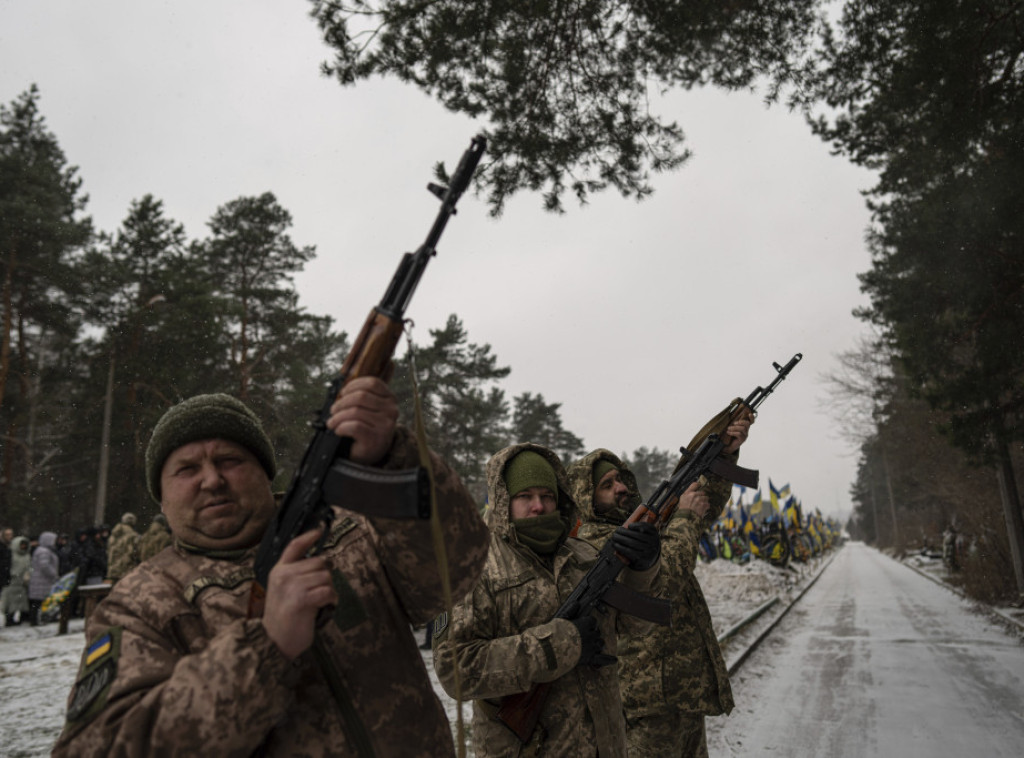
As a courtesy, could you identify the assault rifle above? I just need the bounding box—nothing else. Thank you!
[496,352,802,743]
[248,135,486,615]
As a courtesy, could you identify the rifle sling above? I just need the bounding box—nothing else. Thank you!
[321,460,430,519]
[601,582,672,626]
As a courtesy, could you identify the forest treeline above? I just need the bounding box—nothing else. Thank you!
[0,86,678,534]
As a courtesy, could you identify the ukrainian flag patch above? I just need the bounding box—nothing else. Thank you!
[63,626,123,734]
[85,633,113,666]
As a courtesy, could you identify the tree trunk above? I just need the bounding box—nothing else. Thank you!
[994,440,1024,600]
[880,447,900,549]
[95,351,116,527]
[0,248,14,412]
[868,474,881,546]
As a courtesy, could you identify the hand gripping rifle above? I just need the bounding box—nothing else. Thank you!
[496,353,802,743]
[248,135,486,616]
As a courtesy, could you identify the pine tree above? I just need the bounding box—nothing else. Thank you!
[510,391,584,463]
[392,314,510,500]
[0,86,91,526]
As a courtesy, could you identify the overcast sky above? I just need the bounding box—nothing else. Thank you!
[1,1,878,519]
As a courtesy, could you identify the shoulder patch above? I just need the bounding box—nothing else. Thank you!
[182,568,255,604]
[432,611,449,639]
[66,626,122,728]
[322,516,358,551]
[85,630,115,667]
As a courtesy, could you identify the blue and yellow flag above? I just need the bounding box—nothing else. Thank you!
[769,479,781,513]
[783,496,800,531]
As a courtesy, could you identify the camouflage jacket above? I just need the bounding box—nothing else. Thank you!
[53,428,490,757]
[137,520,173,563]
[105,523,140,582]
[568,448,735,719]
[433,443,657,758]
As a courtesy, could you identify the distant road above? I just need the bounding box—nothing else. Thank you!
[707,541,1024,757]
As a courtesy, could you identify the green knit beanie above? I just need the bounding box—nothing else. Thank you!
[592,459,618,488]
[504,450,558,499]
[145,393,276,502]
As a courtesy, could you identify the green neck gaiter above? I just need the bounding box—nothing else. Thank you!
[512,511,567,555]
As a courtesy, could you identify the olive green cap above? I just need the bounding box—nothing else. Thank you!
[504,450,558,499]
[145,393,276,502]
[592,459,618,487]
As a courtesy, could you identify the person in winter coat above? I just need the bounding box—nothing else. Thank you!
[567,409,752,758]
[28,531,60,625]
[433,443,662,757]
[1,536,31,625]
[105,513,140,583]
[137,513,173,562]
[54,383,489,757]
[57,534,75,576]
[84,529,108,584]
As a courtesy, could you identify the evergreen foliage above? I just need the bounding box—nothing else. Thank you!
[309,0,821,213]
[620,445,676,499]
[0,85,91,526]
[804,0,1024,462]
[510,392,585,464]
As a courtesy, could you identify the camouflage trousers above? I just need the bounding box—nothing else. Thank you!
[625,710,707,758]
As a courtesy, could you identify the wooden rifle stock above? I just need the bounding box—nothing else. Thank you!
[246,135,486,618]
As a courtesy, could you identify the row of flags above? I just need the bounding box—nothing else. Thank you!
[717,478,840,540]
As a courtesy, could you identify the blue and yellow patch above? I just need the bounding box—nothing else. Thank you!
[85,632,113,666]
[63,626,123,735]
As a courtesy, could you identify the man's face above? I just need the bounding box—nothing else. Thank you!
[593,468,629,515]
[1,528,12,544]
[509,486,558,520]
[160,438,275,551]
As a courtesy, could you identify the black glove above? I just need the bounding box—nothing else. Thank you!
[571,615,616,668]
[612,522,660,571]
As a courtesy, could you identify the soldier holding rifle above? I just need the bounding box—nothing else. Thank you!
[433,443,661,757]
[568,414,750,758]
[55,136,491,758]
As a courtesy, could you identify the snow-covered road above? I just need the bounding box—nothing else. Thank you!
[708,541,1024,757]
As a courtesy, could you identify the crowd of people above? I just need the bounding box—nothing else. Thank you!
[0,513,173,627]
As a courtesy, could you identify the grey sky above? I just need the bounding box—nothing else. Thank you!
[1,1,877,519]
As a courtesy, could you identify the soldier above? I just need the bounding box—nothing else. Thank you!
[433,443,661,757]
[567,410,751,758]
[137,513,172,563]
[54,379,489,757]
[105,513,140,583]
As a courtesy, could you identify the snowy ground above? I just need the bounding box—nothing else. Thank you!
[8,544,1013,757]
[706,542,1024,758]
